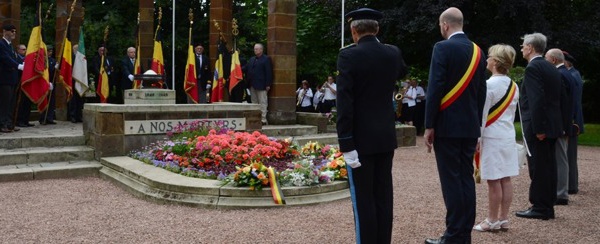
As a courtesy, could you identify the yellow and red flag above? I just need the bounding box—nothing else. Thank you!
[151,31,165,88]
[96,53,109,103]
[229,50,243,93]
[211,54,224,102]
[59,26,73,102]
[184,44,198,103]
[21,1,50,112]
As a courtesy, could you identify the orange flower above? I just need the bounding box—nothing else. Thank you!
[261,179,269,185]
[257,172,266,180]
[340,168,347,177]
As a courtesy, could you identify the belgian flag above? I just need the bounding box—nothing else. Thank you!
[59,23,73,101]
[184,44,198,103]
[21,0,50,112]
[151,30,165,88]
[96,45,109,103]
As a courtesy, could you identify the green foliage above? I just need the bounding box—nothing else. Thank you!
[508,66,525,84]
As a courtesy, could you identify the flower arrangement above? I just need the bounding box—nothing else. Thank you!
[230,161,270,190]
[130,121,347,189]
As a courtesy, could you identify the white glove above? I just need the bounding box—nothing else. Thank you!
[343,150,361,168]
[128,74,134,81]
[18,64,24,71]
[49,83,54,91]
[206,84,211,89]
[55,63,59,69]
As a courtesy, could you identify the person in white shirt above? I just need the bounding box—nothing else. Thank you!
[401,79,417,125]
[313,84,324,112]
[320,75,337,113]
[296,80,314,112]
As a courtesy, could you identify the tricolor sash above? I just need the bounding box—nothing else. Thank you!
[267,167,286,205]
[485,81,517,127]
[440,42,482,111]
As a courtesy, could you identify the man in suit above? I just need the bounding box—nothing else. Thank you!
[16,44,34,127]
[515,33,563,220]
[122,47,137,92]
[69,44,84,123]
[336,8,407,243]
[194,44,210,103]
[244,43,272,125]
[545,48,575,206]
[423,7,487,244]
[563,51,584,195]
[0,24,24,133]
[90,46,115,103]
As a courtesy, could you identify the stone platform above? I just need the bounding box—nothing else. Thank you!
[100,156,350,209]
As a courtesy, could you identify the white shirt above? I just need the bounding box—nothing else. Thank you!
[323,82,336,100]
[313,90,324,107]
[415,85,426,103]
[481,75,519,138]
[402,86,417,107]
[296,87,313,107]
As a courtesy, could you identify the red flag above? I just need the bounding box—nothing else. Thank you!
[184,44,198,103]
[21,2,50,112]
[229,50,243,93]
[210,54,224,102]
[59,27,73,102]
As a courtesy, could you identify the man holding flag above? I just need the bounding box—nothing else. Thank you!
[0,24,25,133]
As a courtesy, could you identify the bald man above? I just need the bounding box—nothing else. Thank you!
[424,7,487,244]
[544,48,575,206]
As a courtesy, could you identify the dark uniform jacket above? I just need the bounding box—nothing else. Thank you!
[121,57,136,90]
[0,38,20,86]
[336,35,408,154]
[425,33,487,138]
[195,53,210,91]
[520,57,563,139]
[557,65,576,136]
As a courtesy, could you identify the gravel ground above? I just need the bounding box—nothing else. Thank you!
[1,137,599,243]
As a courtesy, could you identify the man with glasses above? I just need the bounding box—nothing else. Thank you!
[16,43,35,127]
[0,24,24,133]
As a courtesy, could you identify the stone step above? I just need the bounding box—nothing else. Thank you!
[0,160,102,182]
[291,133,339,146]
[258,124,318,137]
[0,146,95,166]
[0,134,85,150]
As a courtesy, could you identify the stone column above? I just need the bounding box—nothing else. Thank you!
[53,0,70,121]
[209,0,232,64]
[0,0,21,46]
[266,0,296,125]
[139,0,154,69]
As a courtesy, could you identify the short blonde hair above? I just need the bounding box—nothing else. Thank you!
[488,44,516,74]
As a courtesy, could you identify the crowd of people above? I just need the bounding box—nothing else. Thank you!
[336,6,585,244]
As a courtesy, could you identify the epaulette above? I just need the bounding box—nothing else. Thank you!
[340,43,356,51]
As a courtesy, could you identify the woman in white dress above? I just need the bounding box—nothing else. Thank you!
[473,44,520,232]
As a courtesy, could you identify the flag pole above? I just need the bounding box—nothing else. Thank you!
[172,1,176,91]
[44,0,76,124]
[341,0,345,48]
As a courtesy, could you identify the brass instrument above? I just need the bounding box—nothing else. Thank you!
[395,86,408,118]
[297,88,307,106]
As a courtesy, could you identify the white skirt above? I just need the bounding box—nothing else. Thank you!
[480,137,520,180]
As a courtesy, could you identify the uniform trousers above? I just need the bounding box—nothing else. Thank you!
[0,84,16,129]
[347,151,394,244]
[433,137,476,243]
[567,135,579,193]
[555,136,569,200]
[525,133,557,214]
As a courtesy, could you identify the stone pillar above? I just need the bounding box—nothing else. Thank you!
[266,0,296,125]
[54,0,70,121]
[209,0,232,64]
[139,0,154,69]
[0,0,21,46]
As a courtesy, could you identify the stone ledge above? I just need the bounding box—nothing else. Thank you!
[100,156,350,209]
[0,168,34,182]
[85,102,260,113]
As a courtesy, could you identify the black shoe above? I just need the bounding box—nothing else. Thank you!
[425,237,445,244]
[515,208,552,220]
[568,190,578,195]
[555,198,569,205]
[16,123,28,127]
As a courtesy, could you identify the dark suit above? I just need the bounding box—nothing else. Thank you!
[425,33,487,243]
[195,53,210,103]
[568,67,584,193]
[0,38,20,130]
[520,56,563,216]
[39,57,57,123]
[336,35,407,243]
[121,57,136,91]
[245,54,273,90]
[556,65,576,200]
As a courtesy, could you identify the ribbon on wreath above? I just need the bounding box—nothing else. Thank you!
[267,167,286,205]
